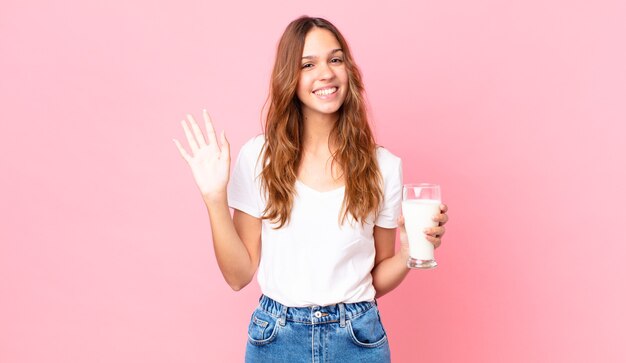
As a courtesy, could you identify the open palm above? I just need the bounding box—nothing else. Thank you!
[173,109,230,197]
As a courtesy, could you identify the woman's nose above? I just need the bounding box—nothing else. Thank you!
[317,62,335,81]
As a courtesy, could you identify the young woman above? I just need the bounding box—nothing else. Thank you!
[173,16,449,363]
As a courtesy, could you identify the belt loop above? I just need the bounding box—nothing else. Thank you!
[339,303,346,328]
[279,305,288,326]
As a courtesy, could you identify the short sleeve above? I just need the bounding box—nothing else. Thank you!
[374,152,403,228]
[227,137,264,218]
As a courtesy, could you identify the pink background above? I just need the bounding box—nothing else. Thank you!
[1,0,625,362]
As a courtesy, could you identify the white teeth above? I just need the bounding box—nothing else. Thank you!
[313,87,337,96]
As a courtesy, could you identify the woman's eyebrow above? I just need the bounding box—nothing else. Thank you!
[302,48,343,60]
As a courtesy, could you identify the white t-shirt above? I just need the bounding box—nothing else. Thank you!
[227,135,403,307]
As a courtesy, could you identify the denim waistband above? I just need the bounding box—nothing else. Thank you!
[257,294,377,327]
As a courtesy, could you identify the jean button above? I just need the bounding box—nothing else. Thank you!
[314,311,322,318]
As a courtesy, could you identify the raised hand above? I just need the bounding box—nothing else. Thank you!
[173,109,230,199]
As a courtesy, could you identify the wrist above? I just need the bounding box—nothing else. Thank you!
[396,249,411,270]
[203,191,228,206]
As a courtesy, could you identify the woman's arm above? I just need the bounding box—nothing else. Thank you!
[204,194,261,291]
[371,205,449,298]
[174,110,261,291]
[371,226,410,299]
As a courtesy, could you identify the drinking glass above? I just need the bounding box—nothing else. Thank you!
[402,183,441,269]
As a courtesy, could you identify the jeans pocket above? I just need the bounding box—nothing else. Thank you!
[346,306,388,348]
[247,307,280,346]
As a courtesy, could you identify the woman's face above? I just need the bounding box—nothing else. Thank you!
[296,27,349,120]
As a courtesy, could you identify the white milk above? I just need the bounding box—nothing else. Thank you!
[402,199,441,260]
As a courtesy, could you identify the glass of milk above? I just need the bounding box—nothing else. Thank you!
[402,183,442,269]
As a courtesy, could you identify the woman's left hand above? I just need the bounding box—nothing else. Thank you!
[398,204,449,260]
[425,204,448,249]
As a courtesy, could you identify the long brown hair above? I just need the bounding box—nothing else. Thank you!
[260,16,383,228]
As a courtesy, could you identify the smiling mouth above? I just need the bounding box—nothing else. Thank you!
[313,87,338,96]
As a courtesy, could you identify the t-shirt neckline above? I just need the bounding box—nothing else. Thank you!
[295,179,346,195]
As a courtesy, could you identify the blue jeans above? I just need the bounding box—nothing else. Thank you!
[245,294,391,362]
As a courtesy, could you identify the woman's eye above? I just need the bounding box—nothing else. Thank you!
[331,58,343,63]
[302,63,313,69]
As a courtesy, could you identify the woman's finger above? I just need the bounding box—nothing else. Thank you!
[181,119,199,153]
[220,130,230,160]
[425,226,445,237]
[433,213,448,225]
[204,109,218,146]
[186,114,207,148]
[397,215,408,238]
[426,235,442,249]
[172,138,191,163]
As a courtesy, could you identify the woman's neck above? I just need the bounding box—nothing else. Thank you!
[301,113,339,155]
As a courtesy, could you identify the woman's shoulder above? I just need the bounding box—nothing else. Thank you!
[239,134,266,157]
[242,133,265,148]
[375,145,402,168]
[375,146,403,189]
